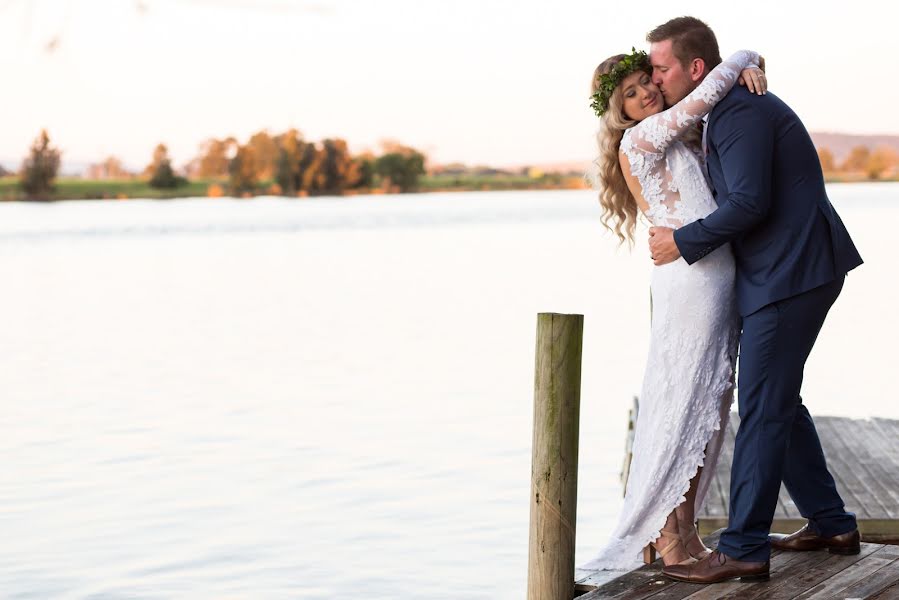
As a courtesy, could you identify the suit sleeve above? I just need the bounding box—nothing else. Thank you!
[672,98,774,264]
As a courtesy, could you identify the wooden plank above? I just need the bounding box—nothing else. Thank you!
[793,544,899,599]
[576,570,621,590]
[835,418,899,519]
[697,518,728,536]
[578,531,899,600]
[870,420,899,464]
[700,414,796,521]
[871,582,899,599]
[576,565,668,600]
[814,418,876,519]
[699,414,899,536]
[870,418,899,466]
[676,549,833,599]
[614,412,899,597]
[847,418,899,499]
[866,418,899,492]
[577,565,644,589]
[858,520,899,538]
[580,547,896,600]
[826,550,899,599]
[698,413,899,520]
[777,483,796,519]
[815,417,866,516]
[768,518,815,538]
[599,574,692,600]
[822,417,894,518]
[577,533,723,600]
[771,414,799,517]
[617,583,708,599]
[739,542,882,600]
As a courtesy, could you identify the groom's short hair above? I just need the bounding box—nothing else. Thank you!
[647,17,722,72]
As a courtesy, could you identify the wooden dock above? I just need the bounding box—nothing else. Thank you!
[698,414,899,543]
[575,412,899,597]
[576,529,899,599]
[525,318,899,599]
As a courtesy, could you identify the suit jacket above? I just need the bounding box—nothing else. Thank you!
[673,85,863,316]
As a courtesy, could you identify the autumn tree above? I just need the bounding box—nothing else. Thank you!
[105,156,129,178]
[229,145,258,193]
[247,131,279,181]
[196,137,237,178]
[298,142,323,192]
[21,129,61,199]
[146,143,186,188]
[275,129,305,195]
[841,145,870,172]
[86,156,130,179]
[318,138,359,193]
[866,146,898,179]
[816,147,835,173]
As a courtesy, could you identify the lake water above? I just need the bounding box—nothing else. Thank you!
[0,185,895,599]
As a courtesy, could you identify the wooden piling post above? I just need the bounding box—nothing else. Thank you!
[527,313,584,600]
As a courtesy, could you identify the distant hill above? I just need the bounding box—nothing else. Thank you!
[500,132,899,176]
[809,132,899,162]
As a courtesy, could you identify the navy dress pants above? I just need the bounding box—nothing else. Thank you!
[717,276,857,562]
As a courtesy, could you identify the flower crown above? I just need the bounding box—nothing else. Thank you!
[591,48,651,118]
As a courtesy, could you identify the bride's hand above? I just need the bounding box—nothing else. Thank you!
[738,65,767,95]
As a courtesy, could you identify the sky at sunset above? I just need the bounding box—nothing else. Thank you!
[2,0,896,172]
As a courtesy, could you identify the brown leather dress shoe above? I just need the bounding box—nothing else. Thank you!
[769,524,860,555]
[662,550,769,584]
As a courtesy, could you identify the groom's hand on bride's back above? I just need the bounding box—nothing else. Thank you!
[648,227,681,265]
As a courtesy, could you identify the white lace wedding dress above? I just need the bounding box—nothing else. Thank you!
[582,50,760,571]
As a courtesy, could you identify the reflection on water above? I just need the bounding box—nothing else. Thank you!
[0,185,894,598]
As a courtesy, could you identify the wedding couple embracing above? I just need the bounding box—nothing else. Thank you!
[582,16,863,584]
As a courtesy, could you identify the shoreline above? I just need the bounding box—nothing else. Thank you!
[1,174,896,202]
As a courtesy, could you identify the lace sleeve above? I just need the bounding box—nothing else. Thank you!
[625,50,760,155]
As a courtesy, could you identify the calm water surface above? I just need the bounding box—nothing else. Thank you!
[0,185,894,598]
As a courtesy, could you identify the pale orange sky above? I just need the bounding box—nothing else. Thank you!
[2,0,896,171]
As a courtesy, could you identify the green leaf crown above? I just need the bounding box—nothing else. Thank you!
[591,48,651,118]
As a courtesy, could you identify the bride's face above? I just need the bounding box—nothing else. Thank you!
[620,71,663,122]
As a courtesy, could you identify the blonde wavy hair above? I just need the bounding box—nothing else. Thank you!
[588,54,648,246]
[587,55,702,246]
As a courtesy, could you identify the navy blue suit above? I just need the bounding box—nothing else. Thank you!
[673,85,863,562]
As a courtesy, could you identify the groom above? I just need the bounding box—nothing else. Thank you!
[646,17,864,583]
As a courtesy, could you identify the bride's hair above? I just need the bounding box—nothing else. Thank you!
[588,55,645,246]
[588,54,701,245]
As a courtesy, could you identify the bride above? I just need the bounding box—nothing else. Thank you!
[582,47,765,569]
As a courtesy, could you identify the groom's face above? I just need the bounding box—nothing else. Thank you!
[650,40,696,107]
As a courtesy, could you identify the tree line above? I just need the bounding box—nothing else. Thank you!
[11,129,426,200]
[817,145,899,180]
[9,131,898,201]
